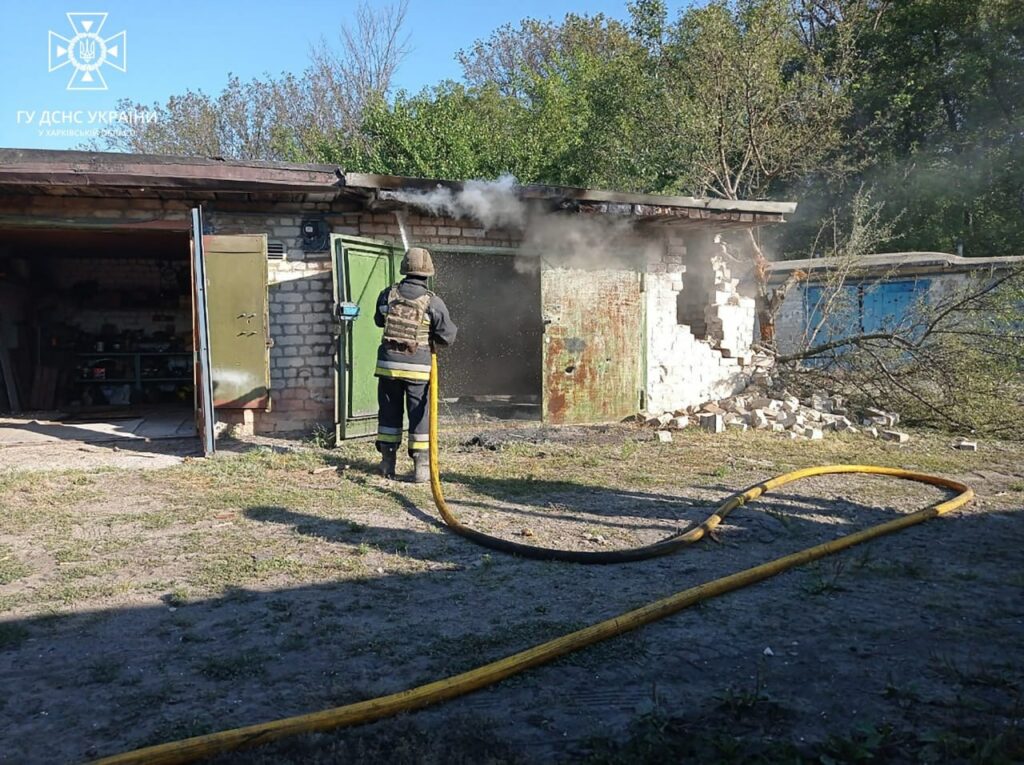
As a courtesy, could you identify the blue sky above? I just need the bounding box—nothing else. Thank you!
[1,0,692,151]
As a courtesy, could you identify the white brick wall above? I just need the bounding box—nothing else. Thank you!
[645,236,753,413]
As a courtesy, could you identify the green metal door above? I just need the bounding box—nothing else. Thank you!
[203,234,270,409]
[332,234,402,440]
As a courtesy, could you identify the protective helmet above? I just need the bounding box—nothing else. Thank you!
[401,246,435,277]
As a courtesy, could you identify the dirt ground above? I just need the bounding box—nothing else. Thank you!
[1,422,1022,763]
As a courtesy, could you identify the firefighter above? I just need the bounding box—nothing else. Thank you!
[374,247,457,482]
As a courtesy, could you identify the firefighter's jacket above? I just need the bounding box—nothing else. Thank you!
[373,276,457,381]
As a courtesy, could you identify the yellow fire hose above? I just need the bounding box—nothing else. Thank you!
[93,354,973,764]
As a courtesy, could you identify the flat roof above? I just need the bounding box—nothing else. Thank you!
[0,149,797,220]
[768,251,1024,282]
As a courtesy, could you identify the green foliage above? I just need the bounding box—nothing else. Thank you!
[316,0,849,200]
[781,0,1024,257]
[86,0,1023,257]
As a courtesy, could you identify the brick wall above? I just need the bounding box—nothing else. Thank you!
[204,211,335,433]
[0,192,764,431]
[644,229,754,414]
[205,208,523,434]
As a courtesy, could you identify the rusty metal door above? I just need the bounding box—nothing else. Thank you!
[541,267,644,424]
[190,208,215,455]
[203,234,271,409]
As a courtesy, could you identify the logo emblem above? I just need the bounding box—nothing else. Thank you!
[48,13,127,91]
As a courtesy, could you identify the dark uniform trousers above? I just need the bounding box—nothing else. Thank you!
[376,378,429,456]
[373,274,456,457]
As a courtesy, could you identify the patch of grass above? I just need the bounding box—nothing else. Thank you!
[86,657,123,684]
[163,587,191,608]
[881,680,922,709]
[192,550,319,593]
[57,559,121,581]
[197,650,268,681]
[715,663,771,717]
[0,545,31,585]
[354,542,371,556]
[37,579,134,606]
[929,654,1020,692]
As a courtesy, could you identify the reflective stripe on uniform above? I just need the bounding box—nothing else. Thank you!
[375,366,430,381]
[376,433,402,443]
[376,359,431,372]
[409,441,429,450]
[378,425,402,435]
[409,432,429,443]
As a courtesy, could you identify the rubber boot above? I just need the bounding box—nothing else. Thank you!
[378,445,398,479]
[411,452,430,484]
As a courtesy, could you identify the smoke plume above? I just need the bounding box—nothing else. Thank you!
[388,175,658,272]
[390,174,526,230]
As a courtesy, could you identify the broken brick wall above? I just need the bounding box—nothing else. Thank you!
[644,229,756,415]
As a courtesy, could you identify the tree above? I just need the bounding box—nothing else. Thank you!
[778,0,1024,257]
[662,0,855,200]
[87,1,410,160]
[320,7,665,190]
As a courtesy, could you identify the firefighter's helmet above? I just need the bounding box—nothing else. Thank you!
[401,247,435,277]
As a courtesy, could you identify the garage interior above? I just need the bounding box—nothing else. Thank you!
[432,249,543,420]
[0,227,198,443]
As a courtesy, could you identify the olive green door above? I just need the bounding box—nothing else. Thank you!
[203,234,271,409]
[332,234,403,441]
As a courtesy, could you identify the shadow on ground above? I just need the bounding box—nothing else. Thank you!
[1,468,1022,764]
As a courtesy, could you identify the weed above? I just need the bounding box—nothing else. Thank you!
[820,723,899,763]
[306,424,337,449]
[716,664,768,716]
[881,679,922,708]
[163,587,191,608]
[804,558,848,595]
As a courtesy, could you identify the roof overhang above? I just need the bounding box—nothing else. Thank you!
[768,251,1024,284]
[0,149,343,194]
[0,149,797,227]
[345,172,796,216]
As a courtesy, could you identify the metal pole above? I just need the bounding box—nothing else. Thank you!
[191,207,216,456]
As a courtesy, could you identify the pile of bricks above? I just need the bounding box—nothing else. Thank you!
[641,390,910,444]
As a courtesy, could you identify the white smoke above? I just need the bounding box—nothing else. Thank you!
[390,174,526,230]
[389,175,659,273]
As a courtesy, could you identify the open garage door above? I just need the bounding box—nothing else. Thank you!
[190,214,270,455]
